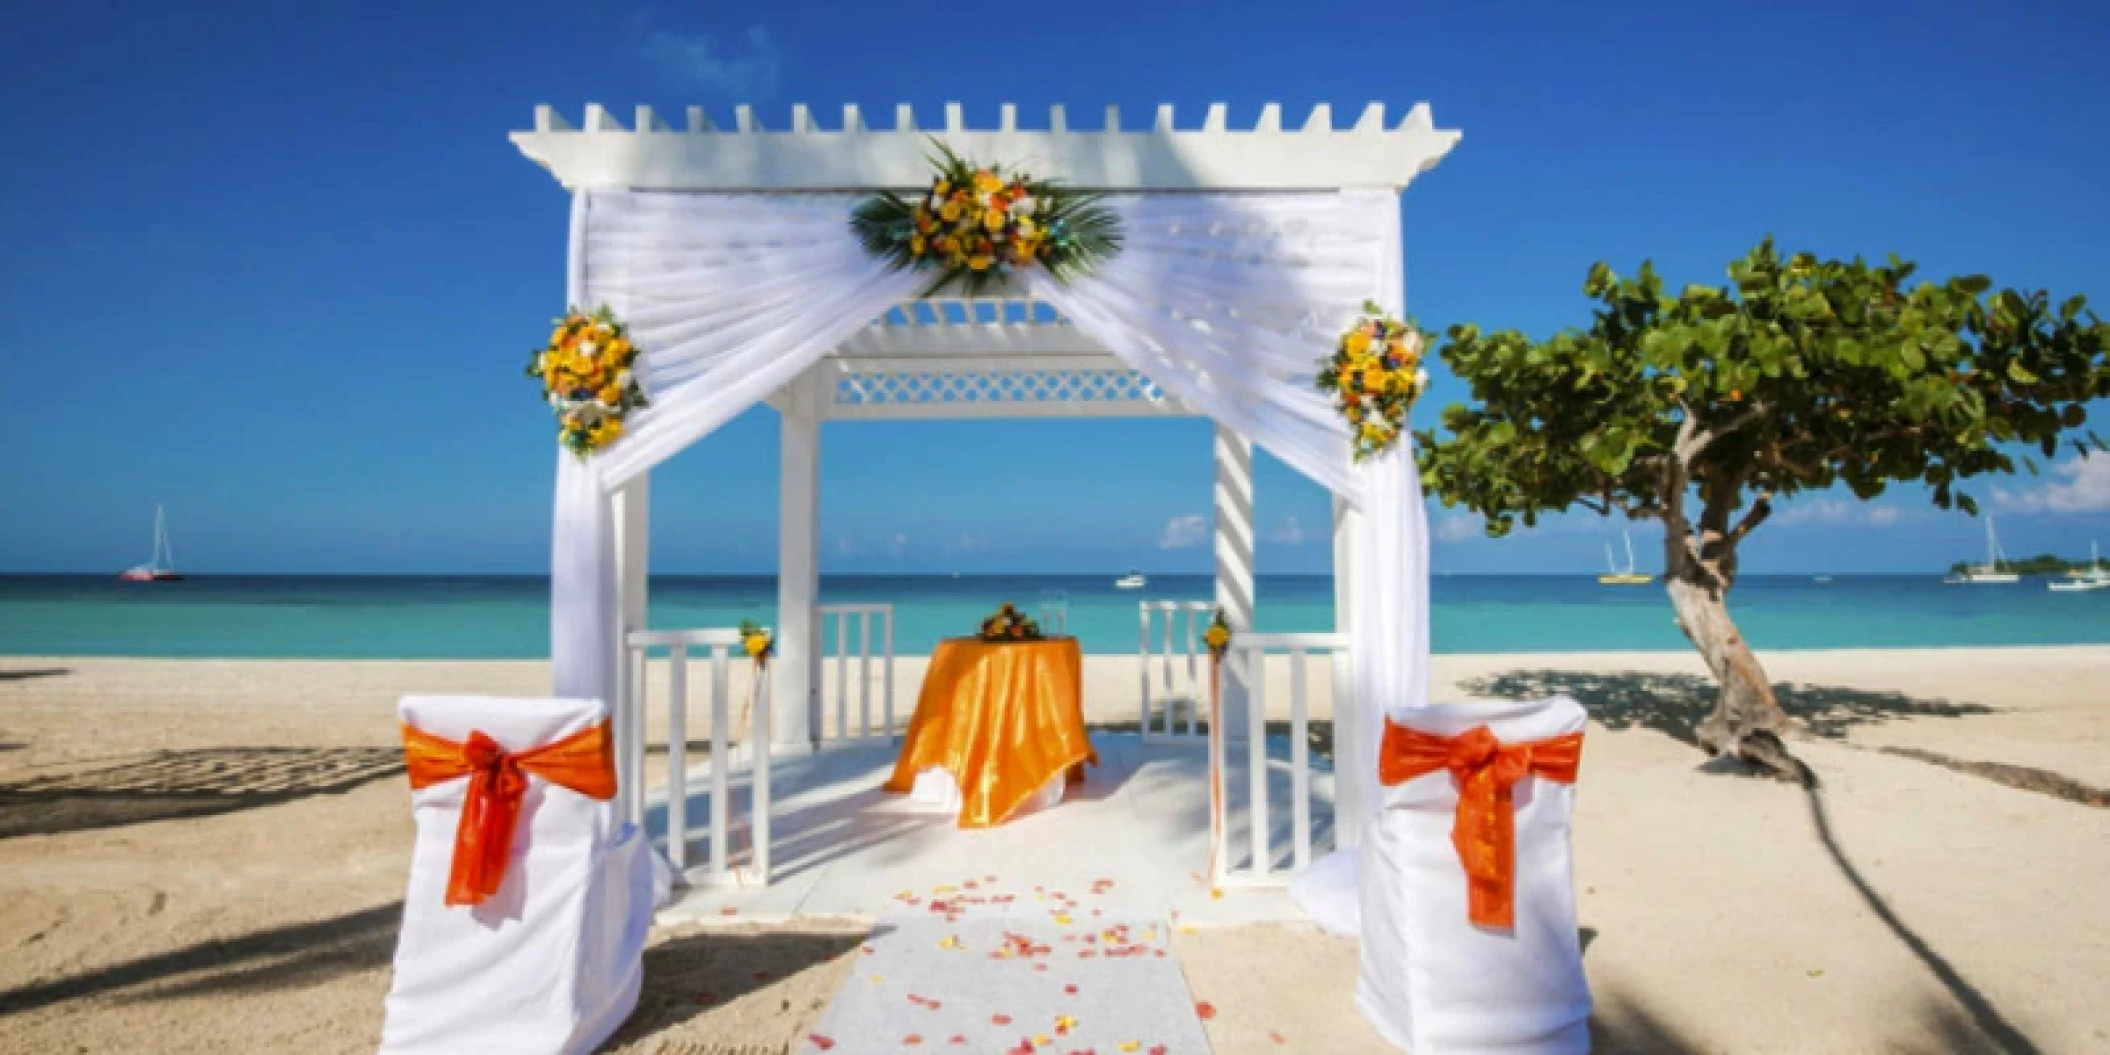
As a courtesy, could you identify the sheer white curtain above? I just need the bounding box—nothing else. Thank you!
[551,192,924,706]
[547,190,1431,938]
[1025,190,1428,936]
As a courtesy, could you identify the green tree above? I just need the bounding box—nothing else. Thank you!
[1418,238,2110,780]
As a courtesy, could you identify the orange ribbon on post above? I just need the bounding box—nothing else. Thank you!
[1377,720,1583,929]
[401,721,618,907]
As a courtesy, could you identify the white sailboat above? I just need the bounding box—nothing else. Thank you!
[1598,528,1651,585]
[1114,570,1147,590]
[119,505,183,582]
[2049,541,2109,592]
[1945,516,2019,584]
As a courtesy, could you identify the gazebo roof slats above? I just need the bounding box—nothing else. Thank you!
[513,101,1460,192]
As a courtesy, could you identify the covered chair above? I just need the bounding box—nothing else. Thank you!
[1358,696,1593,1054]
[379,695,655,1055]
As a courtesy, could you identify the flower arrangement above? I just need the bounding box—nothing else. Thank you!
[977,602,1044,642]
[851,140,1121,297]
[738,620,774,668]
[1203,608,1232,659]
[528,306,648,457]
[1315,301,1431,461]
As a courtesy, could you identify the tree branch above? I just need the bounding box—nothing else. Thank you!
[1725,490,1774,549]
[1677,401,1770,462]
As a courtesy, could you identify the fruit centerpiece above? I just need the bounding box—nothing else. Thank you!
[977,602,1044,642]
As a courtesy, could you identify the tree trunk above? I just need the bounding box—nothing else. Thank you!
[1663,537,1813,784]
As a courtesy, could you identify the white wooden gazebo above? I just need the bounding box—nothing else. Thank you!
[511,101,1458,915]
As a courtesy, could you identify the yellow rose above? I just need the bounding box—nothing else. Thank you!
[982,209,1006,233]
[599,417,624,441]
[968,254,993,271]
[1344,330,1371,357]
[910,235,926,255]
[933,179,951,196]
[1361,365,1387,390]
[973,170,1003,194]
[549,325,570,347]
[598,385,621,404]
[743,634,769,658]
[940,200,963,222]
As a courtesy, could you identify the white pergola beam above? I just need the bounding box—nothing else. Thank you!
[512,101,1461,191]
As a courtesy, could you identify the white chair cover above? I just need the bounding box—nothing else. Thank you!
[1358,697,1592,1055]
[380,696,654,1055]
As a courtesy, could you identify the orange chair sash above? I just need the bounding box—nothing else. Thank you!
[1378,720,1583,929]
[401,720,618,907]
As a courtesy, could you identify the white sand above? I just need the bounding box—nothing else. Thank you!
[2,648,2106,1052]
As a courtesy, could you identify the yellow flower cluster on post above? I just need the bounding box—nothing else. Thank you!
[1203,608,1232,659]
[527,306,647,457]
[978,601,1044,642]
[1316,301,1430,461]
[738,620,774,667]
[911,168,1048,275]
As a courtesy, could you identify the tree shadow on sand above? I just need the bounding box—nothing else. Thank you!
[0,746,406,839]
[0,667,70,682]
[0,901,402,1015]
[1458,670,1993,747]
[607,927,869,1049]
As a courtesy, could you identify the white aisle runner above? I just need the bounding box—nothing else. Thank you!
[802,899,1211,1054]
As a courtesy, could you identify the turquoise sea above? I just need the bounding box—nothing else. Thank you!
[1,574,2107,659]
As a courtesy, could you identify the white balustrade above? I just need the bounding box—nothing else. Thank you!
[1137,600,1212,740]
[1213,632,1345,889]
[813,604,896,746]
[623,627,772,889]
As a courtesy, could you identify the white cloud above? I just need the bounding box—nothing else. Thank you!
[1159,514,1208,550]
[1265,516,1305,545]
[1435,515,1483,542]
[1995,457,2110,514]
[638,23,782,97]
[1774,497,1909,526]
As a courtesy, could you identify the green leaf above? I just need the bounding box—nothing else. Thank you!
[2008,361,2040,385]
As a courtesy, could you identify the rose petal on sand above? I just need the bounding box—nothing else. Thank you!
[807,1034,836,1050]
[1196,1001,1217,1020]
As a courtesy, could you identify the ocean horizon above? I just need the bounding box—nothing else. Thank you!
[3,572,2107,660]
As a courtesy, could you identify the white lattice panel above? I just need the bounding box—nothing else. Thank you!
[829,365,1187,419]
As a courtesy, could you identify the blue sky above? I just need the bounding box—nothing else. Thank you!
[4,0,2109,576]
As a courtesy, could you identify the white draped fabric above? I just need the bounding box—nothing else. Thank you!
[547,192,1432,931]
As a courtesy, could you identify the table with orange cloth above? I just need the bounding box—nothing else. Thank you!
[884,636,1097,828]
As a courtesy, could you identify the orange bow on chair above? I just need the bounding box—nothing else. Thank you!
[1378,720,1584,929]
[401,721,618,907]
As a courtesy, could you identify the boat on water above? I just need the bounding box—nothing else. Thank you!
[2050,541,2110,592]
[119,505,183,582]
[1945,517,2020,584]
[1597,529,1651,586]
[1114,570,1147,590]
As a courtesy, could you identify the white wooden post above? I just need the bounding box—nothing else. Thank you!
[859,610,872,738]
[1213,425,1256,748]
[882,612,895,741]
[1291,647,1311,871]
[666,643,688,869]
[1137,604,1152,736]
[751,662,772,882]
[776,375,820,747]
[709,644,731,878]
[1247,641,1269,878]
[614,477,650,824]
[1332,494,1363,848]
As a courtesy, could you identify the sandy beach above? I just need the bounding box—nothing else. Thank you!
[2,648,2106,1053]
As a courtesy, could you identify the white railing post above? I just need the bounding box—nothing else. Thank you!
[882,610,895,742]
[623,636,647,828]
[834,612,848,741]
[1137,604,1152,737]
[708,644,730,879]
[1291,646,1311,872]
[1184,606,1201,738]
[666,643,689,870]
[858,610,873,739]
[752,662,772,884]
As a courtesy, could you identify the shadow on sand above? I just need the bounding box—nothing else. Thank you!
[1459,669,1994,747]
[0,746,406,839]
[0,901,402,1015]
[607,927,869,1049]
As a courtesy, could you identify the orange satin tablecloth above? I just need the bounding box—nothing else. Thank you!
[885,636,1097,828]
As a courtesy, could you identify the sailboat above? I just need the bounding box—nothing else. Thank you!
[2049,541,2110,592]
[1114,570,1147,590]
[1597,528,1652,585]
[119,505,183,582]
[1945,516,2020,584]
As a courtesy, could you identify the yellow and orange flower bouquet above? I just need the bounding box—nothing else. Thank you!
[1316,301,1432,461]
[528,306,648,457]
[851,141,1121,296]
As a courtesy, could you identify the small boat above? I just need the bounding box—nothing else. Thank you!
[2050,541,2110,592]
[1814,576,1833,583]
[119,505,184,582]
[1597,529,1651,586]
[1114,571,1147,590]
[1945,517,2020,584]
